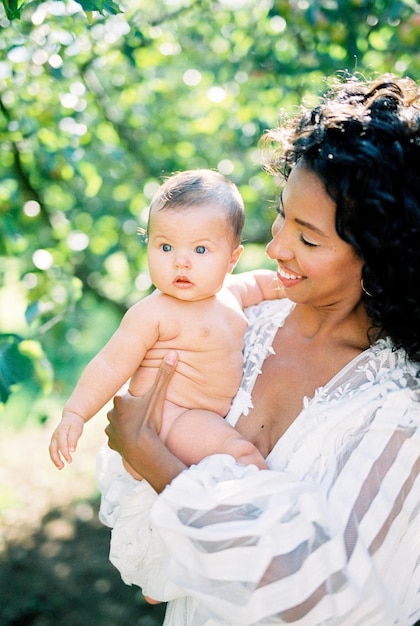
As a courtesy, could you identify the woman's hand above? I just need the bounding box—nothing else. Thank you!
[105,351,187,492]
[106,349,178,448]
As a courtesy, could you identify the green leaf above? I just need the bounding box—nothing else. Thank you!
[0,335,53,404]
[74,0,122,16]
[102,0,122,14]
[1,0,22,20]
[0,335,33,403]
[19,339,54,396]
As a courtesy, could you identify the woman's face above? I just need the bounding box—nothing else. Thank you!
[266,164,363,309]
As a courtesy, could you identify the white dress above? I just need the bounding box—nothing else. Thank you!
[97,300,420,626]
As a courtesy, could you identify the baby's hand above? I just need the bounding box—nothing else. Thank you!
[49,413,85,470]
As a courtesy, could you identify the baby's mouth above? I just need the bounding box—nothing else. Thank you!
[175,275,192,285]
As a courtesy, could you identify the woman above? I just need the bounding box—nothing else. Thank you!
[98,74,420,625]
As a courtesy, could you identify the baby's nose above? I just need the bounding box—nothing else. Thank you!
[174,253,191,269]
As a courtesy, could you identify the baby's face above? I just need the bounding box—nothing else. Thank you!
[146,204,242,301]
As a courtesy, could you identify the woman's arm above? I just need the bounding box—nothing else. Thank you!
[99,350,191,600]
[147,389,420,624]
[104,364,420,623]
[105,350,187,493]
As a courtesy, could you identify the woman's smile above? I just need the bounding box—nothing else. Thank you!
[277,264,304,283]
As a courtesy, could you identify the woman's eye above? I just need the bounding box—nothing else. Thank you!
[195,245,207,254]
[300,235,318,248]
[161,243,172,252]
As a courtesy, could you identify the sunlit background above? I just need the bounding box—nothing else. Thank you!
[1,0,419,623]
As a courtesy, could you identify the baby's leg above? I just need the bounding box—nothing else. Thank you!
[163,406,267,469]
[121,400,200,479]
[122,401,266,477]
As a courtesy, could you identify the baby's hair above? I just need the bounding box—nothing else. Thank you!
[148,169,245,245]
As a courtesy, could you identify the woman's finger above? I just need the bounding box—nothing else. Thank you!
[148,350,178,395]
[144,350,178,428]
[105,351,178,452]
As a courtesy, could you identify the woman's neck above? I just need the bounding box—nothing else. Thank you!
[287,300,372,351]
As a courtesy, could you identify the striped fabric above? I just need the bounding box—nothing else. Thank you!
[98,300,420,625]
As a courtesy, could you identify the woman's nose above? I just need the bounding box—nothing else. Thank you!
[266,220,294,261]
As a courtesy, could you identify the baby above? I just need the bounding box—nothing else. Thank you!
[49,169,280,475]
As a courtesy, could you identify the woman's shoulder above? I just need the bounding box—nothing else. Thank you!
[366,338,419,380]
[323,336,420,404]
[242,299,294,362]
[244,298,294,327]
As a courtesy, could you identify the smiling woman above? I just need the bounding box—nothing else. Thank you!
[267,164,364,308]
[98,74,420,626]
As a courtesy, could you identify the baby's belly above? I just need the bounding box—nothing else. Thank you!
[129,360,242,418]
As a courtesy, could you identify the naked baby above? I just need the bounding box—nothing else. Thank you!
[49,169,280,475]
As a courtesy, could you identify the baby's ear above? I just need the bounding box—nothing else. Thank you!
[229,244,244,272]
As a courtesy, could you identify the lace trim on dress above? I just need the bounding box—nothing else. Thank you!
[226,300,294,428]
[224,300,419,477]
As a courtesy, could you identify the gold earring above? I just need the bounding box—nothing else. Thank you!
[361,279,373,297]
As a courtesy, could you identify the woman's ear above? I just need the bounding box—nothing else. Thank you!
[229,244,244,272]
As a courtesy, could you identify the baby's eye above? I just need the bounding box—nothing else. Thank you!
[161,243,172,252]
[195,245,207,254]
[276,205,285,218]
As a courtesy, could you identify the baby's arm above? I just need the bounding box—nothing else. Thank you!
[225,269,282,307]
[49,298,160,469]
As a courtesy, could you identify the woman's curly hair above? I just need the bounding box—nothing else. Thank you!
[264,73,420,364]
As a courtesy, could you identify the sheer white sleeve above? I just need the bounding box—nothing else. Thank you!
[151,373,420,624]
[97,300,420,624]
[96,445,185,601]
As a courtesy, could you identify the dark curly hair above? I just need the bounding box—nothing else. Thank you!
[263,74,420,365]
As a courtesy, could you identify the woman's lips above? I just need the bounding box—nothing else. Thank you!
[277,265,304,287]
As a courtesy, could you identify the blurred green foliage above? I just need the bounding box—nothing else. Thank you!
[0,0,419,423]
